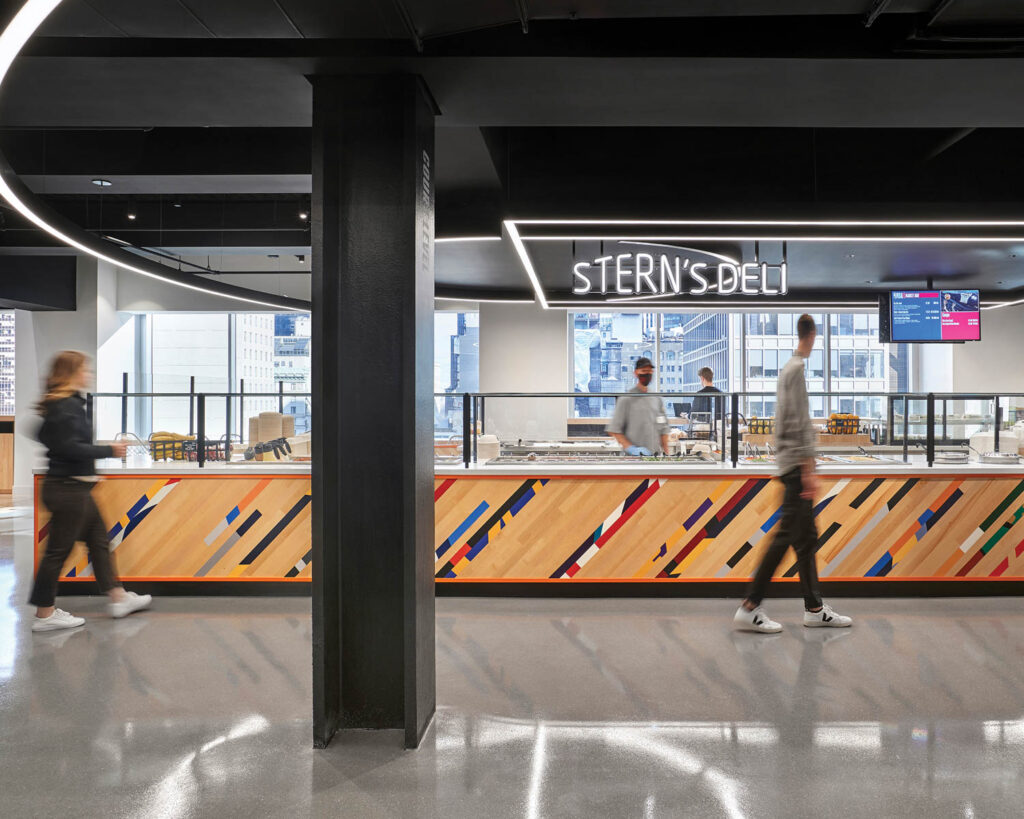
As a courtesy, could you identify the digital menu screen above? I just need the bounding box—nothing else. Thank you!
[890,289,980,342]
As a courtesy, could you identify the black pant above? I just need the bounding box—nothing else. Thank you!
[30,477,119,608]
[745,468,823,610]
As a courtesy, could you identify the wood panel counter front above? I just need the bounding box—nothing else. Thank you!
[434,464,1024,589]
[35,468,312,591]
[32,463,1024,594]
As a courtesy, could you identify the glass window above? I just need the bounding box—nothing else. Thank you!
[763,350,779,378]
[839,314,854,336]
[854,314,870,336]
[778,314,794,336]
[434,312,479,434]
[854,351,868,378]
[660,312,729,423]
[808,349,824,379]
[840,350,854,378]
[748,349,763,378]
[573,312,654,417]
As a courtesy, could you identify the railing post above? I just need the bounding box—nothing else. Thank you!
[720,394,726,464]
[926,393,935,467]
[86,393,95,437]
[120,371,129,435]
[902,396,909,463]
[197,394,206,469]
[278,380,285,413]
[995,397,1002,453]
[730,393,739,468]
[239,378,245,442]
[462,393,471,469]
[480,396,486,434]
[188,375,196,436]
[472,396,478,464]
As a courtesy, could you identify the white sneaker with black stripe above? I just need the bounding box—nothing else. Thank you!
[733,605,783,634]
[803,603,852,628]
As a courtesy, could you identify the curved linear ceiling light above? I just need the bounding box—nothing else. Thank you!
[0,0,310,313]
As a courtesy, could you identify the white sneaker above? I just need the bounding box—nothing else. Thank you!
[733,605,783,634]
[108,591,153,619]
[803,603,852,629]
[32,608,85,632]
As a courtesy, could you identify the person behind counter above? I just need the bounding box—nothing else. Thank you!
[691,366,723,438]
[733,315,852,634]
[29,351,153,632]
[606,357,670,456]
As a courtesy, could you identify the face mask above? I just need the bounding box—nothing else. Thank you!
[637,373,653,386]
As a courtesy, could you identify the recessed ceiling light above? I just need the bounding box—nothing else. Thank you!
[296,254,305,263]
[268,254,279,259]
[91,178,111,187]
[126,212,136,221]
[865,279,872,283]
[298,211,308,221]
[172,199,182,209]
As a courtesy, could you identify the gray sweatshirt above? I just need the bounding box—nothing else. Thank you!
[774,354,816,476]
[606,386,670,455]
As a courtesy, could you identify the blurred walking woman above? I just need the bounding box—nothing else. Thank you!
[29,351,152,632]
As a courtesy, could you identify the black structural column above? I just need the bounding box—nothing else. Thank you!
[311,75,436,749]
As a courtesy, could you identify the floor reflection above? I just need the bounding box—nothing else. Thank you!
[3,492,1024,817]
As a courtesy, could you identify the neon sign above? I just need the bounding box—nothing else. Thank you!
[571,251,788,297]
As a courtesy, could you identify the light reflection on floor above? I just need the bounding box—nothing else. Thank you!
[2,495,1024,817]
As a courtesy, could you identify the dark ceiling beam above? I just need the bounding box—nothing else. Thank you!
[864,0,895,29]
[390,0,423,53]
[22,16,917,60]
[0,127,311,177]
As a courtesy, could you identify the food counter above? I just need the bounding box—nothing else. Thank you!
[34,456,1024,595]
[35,463,313,595]
[434,458,1024,594]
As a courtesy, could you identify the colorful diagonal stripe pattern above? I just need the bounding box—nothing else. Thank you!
[436,479,549,578]
[552,479,666,579]
[70,478,181,578]
[657,478,769,578]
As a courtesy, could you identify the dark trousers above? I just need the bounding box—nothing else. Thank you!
[745,468,823,610]
[29,477,119,608]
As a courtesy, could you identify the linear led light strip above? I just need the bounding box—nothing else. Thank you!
[519,235,1024,242]
[0,0,309,312]
[503,219,1024,311]
[513,219,1024,227]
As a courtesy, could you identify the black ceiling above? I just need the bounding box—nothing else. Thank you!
[4,0,1024,301]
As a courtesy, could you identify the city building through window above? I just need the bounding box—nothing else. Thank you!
[572,311,910,423]
[434,312,479,435]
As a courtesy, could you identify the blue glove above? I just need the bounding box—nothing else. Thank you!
[625,445,654,456]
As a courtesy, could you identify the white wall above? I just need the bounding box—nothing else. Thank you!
[952,304,1024,393]
[915,344,953,393]
[13,256,117,491]
[478,303,570,441]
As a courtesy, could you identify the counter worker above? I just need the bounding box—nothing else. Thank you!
[733,315,852,633]
[606,357,670,457]
[691,367,723,438]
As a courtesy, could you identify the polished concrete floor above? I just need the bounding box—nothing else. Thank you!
[3,498,1024,817]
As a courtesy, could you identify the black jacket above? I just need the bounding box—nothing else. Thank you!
[38,394,113,477]
[691,385,723,420]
